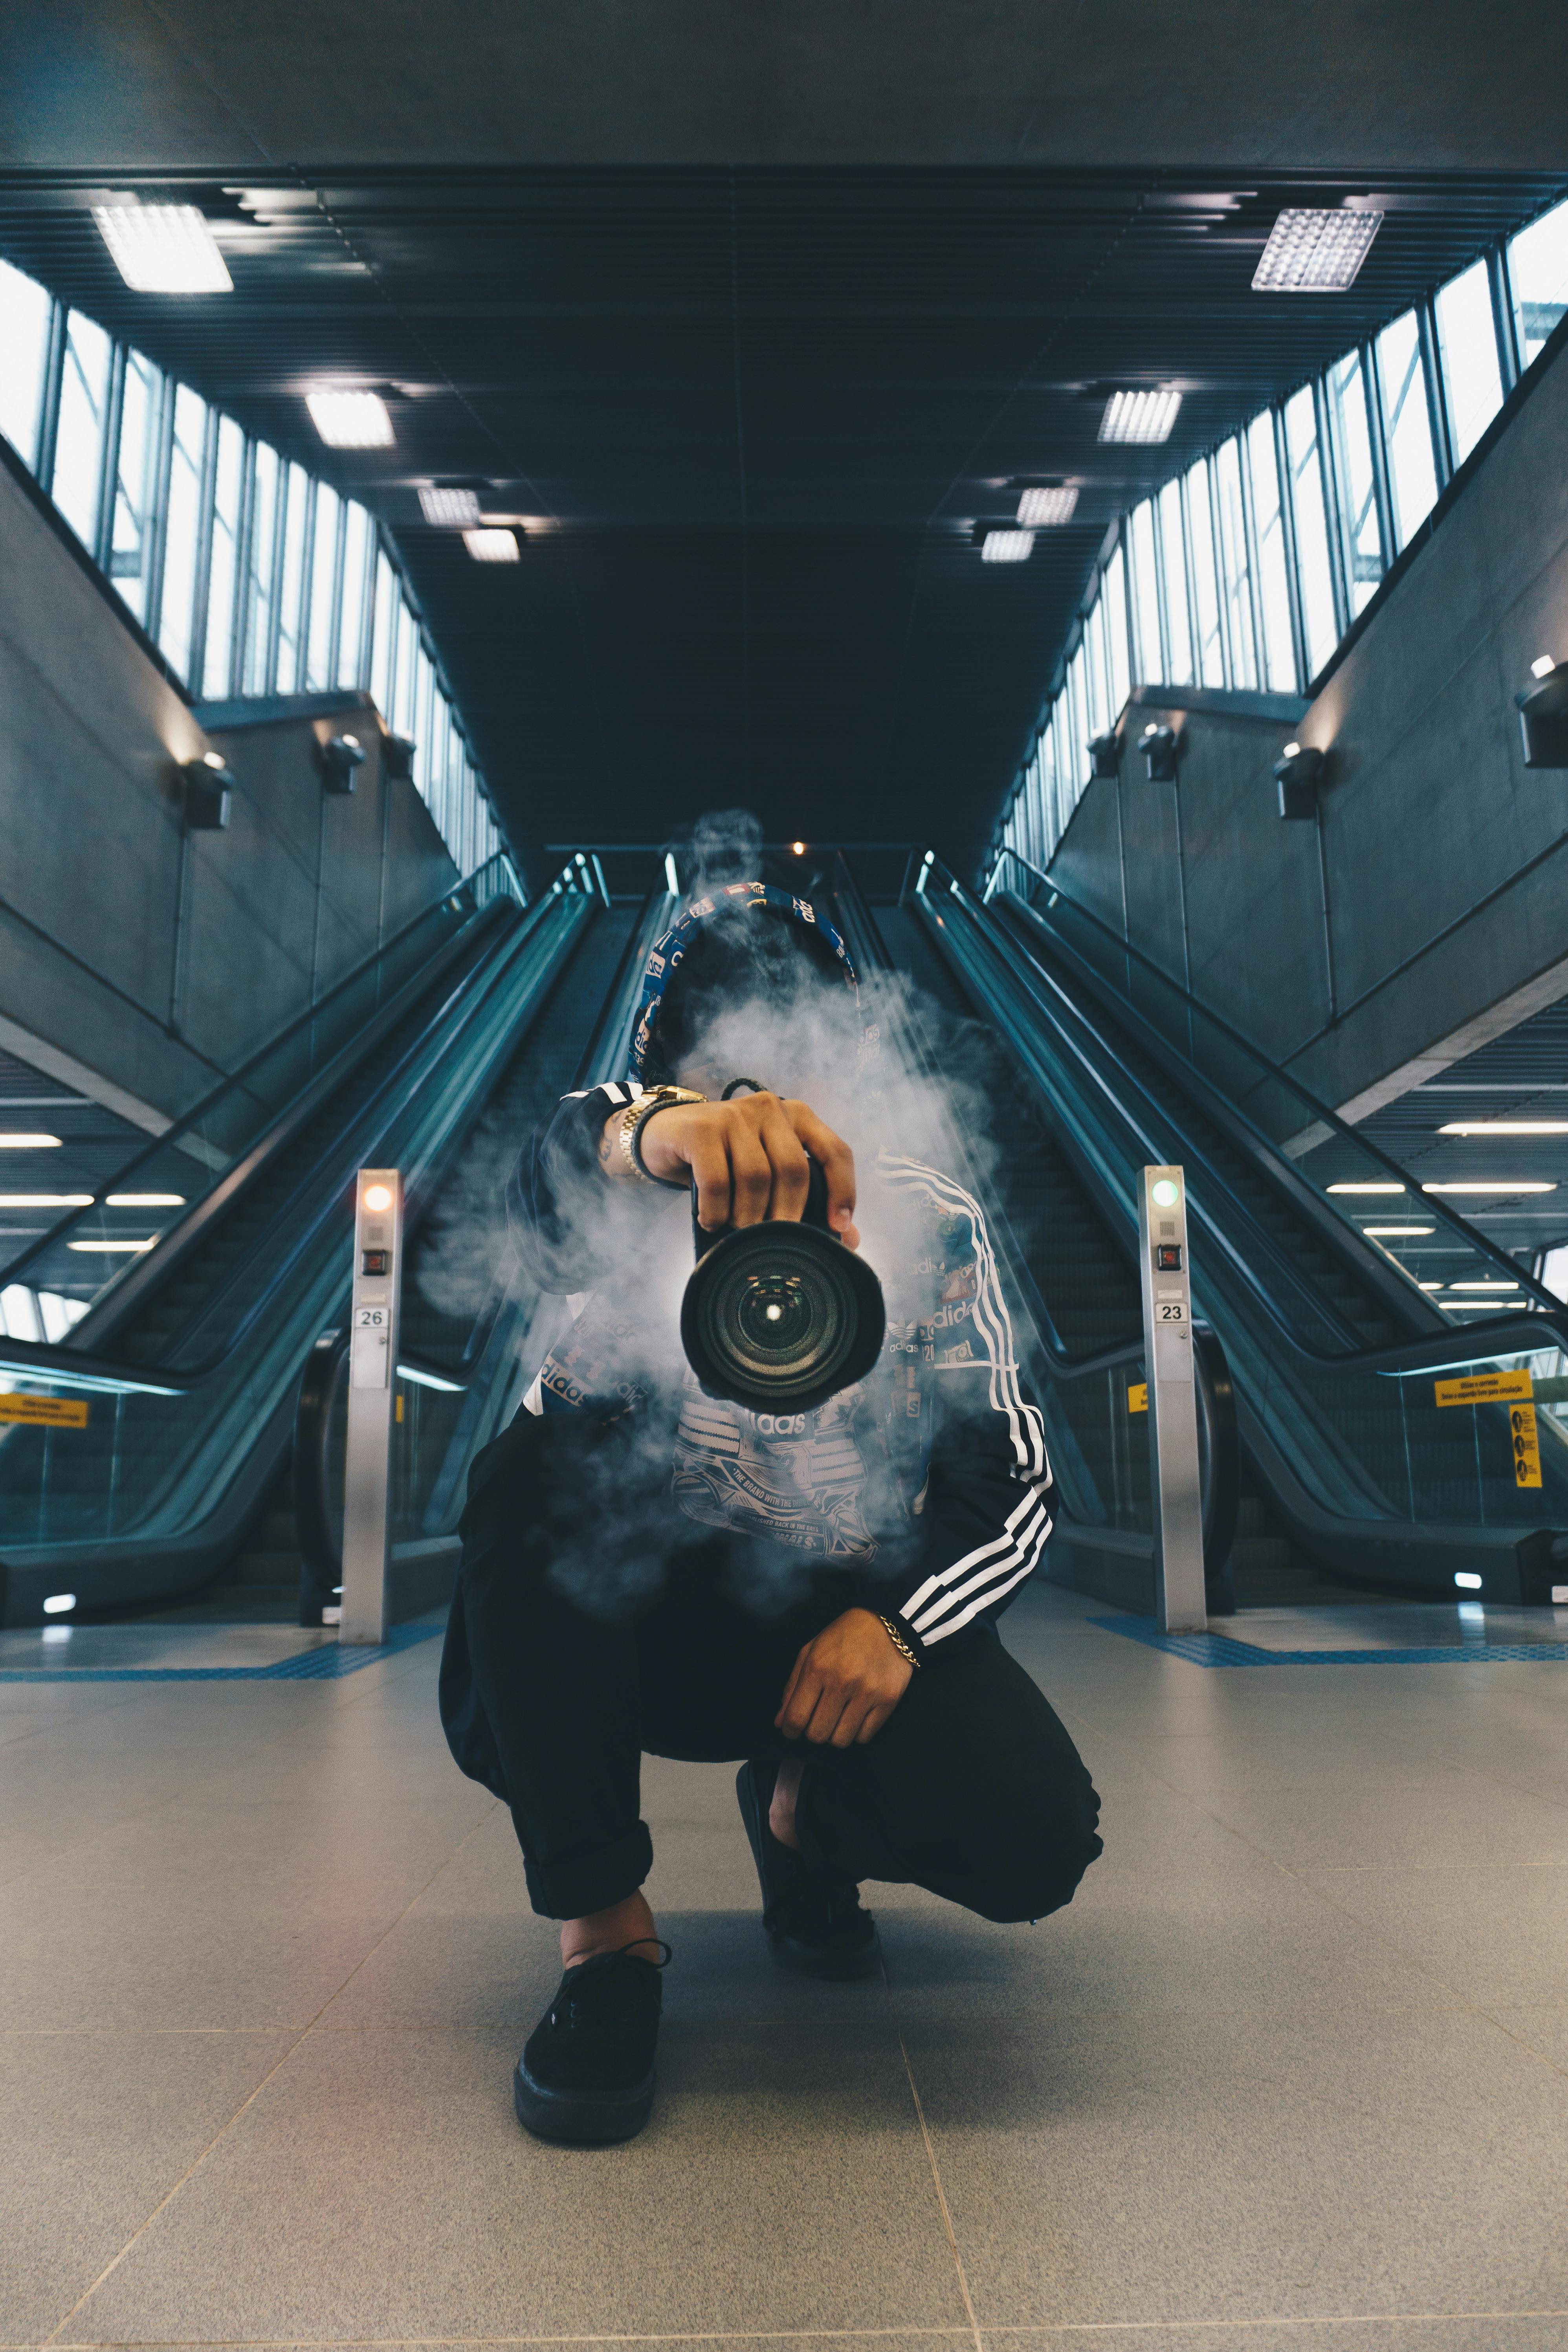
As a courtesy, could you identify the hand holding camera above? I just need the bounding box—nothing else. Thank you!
[627,1091,861,1249]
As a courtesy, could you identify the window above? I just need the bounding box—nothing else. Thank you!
[1129,500,1162,683]
[1158,478,1193,686]
[370,552,397,716]
[107,348,163,625]
[1507,196,1568,367]
[157,384,209,681]
[1375,311,1439,551]
[1184,458,1224,686]
[1082,593,1109,739]
[51,311,113,552]
[1213,436,1257,690]
[304,483,340,690]
[1434,259,1504,468]
[1283,386,1339,679]
[201,415,246,699]
[1324,350,1384,615]
[241,442,281,694]
[0,259,53,469]
[336,501,372,687]
[275,464,310,693]
[1245,412,1298,692]
[393,600,418,740]
[1103,545,1131,714]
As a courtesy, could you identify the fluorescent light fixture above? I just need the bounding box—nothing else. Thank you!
[397,1361,464,1393]
[1438,1121,1568,1135]
[1015,486,1078,527]
[1419,1282,1445,1291]
[1099,390,1182,444]
[0,1134,61,1149]
[93,204,233,294]
[981,529,1034,563]
[1364,1225,1434,1236]
[463,527,521,563]
[664,853,680,894]
[1447,1280,1523,1291]
[1454,1572,1483,1590]
[1423,1181,1556,1194]
[419,485,482,527]
[0,1194,92,1209]
[1328,1182,1404,1194]
[1252,208,1383,294]
[306,390,394,449]
[1532,655,1558,680]
[42,1592,76,1614]
[106,1193,185,1207]
[67,1238,155,1253]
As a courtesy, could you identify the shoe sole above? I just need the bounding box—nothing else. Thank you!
[766,1924,883,1981]
[513,2058,656,2146]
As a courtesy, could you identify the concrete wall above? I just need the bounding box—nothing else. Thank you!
[1045,324,1568,1126]
[0,453,459,1129]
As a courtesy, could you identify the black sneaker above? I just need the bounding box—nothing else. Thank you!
[736,1760,880,1980]
[513,1943,669,2146]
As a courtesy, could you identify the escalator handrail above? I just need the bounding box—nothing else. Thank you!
[988,843,1560,1314]
[0,850,527,1300]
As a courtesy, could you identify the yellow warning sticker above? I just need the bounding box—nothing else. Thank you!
[1128,1382,1148,1414]
[0,1393,90,1428]
[1511,1401,1542,1488]
[1434,1369,1534,1408]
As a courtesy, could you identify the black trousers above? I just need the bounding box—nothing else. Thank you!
[440,1409,1103,1923]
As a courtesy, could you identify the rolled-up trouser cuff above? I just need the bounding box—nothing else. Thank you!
[519,1817,654,1921]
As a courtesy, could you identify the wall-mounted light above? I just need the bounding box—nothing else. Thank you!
[1273,739,1324,819]
[182,753,233,830]
[1089,731,1121,780]
[1517,659,1568,769]
[381,732,415,783]
[320,733,367,796]
[1140,723,1177,783]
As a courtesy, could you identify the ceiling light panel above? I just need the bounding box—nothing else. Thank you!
[463,528,521,563]
[1099,390,1182,445]
[419,485,482,526]
[1253,208,1384,293]
[981,530,1034,563]
[1015,486,1078,527]
[93,204,233,294]
[306,390,394,448]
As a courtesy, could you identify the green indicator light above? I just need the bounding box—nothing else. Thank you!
[1151,1178,1180,1208]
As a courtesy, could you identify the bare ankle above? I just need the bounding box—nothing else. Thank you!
[769,1758,805,1851]
[561,1891,660,1969]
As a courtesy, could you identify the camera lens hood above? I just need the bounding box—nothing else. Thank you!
[680,1218,886,1415]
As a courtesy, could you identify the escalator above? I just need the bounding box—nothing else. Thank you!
[0,858,668,1625]
[859,848,1568,1606]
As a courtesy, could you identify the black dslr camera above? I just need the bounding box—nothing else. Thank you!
[681,1159,886,1415]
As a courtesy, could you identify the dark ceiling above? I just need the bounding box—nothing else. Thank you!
[2,7,1566,882]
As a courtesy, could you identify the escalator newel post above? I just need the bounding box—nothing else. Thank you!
[1139,1166,1209,1635]
[339,1167,404,1646]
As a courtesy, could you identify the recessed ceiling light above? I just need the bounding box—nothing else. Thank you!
[1015,486,1078,527]
[463,528,521,563]
[981,529,1034,563]
[1099,390,1182,445]
[306,390,394,448]
[1252,208,1383,293]
[93,204,233,294]
[1438,1121,1568,1135]
[419,485,482,527]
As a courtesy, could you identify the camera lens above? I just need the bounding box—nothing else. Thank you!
[681,1222,885,1413]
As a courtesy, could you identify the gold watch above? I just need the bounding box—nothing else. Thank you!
[619,1087,708,1185]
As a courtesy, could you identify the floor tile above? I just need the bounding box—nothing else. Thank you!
[1300,1865,1568,2005]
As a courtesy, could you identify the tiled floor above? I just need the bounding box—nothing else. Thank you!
[4,1582,1568,2350]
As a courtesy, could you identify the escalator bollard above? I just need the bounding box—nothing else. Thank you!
[340,1167,403,1645]
[1139,1166,1209,1635]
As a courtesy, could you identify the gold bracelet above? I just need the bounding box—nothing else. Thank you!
[618,1087,707,1184]
[878,1614,921,1670]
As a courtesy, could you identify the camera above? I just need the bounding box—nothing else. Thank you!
[680,1160,886,1415]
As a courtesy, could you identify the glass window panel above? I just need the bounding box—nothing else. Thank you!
[1434,258,1504,467]
[1066,647,1088,796]
[201,415,246,699]
[304,483,340,691]
[1102,544,1131,715]
[0,259,54,470]
[370,552,397,718]
[336,501,372,687]
[1324,350,1383,615]
[108,347,162,624]
[1508,197,1568,368]
[241,442,281,693]
[1158,479,1193,686]
[51,310,113,551]
[1129,500,1162,682]
[417,657,438,797]
[392,603,417,741]
[157,384,209,682]
[275,464,310,692]
[1185,459,1224,686]
[1375,310,1439,551]
[1082,589,1108,738]
[1213,437,1257,690]
[1283,386,1339,679]
[1246,411,1298,692]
